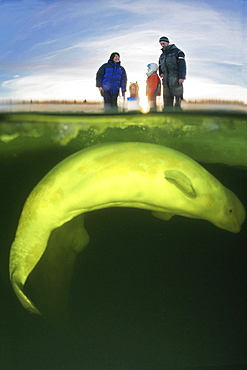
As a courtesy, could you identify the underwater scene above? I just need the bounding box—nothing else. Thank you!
[0,110,247,369]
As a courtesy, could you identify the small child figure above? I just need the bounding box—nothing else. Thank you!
[146,63,161,111]
[127,82,139,100]
[127,82,140,111]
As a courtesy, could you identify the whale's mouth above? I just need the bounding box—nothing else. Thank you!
[213,217,241,233]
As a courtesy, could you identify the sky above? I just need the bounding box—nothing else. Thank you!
[0,0,246,103]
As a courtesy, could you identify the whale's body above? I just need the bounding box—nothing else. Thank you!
[9,142,246,314]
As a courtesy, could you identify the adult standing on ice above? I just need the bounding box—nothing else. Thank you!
[96,52,127,111]
[158,36,186,111]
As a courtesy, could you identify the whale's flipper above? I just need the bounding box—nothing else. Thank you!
[164,169,197,198]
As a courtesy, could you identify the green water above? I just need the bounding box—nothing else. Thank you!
[1,110,246,167]
[0,111,246,369]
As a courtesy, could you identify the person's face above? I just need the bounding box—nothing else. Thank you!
[113,54,120,62]
[160,41,169,49]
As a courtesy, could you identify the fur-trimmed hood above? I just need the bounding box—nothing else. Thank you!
[146,63,159,76]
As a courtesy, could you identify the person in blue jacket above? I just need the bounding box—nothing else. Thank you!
[96,52,127,111]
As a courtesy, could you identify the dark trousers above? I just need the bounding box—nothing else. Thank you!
[103,91,118,111]
[163,84,183,109]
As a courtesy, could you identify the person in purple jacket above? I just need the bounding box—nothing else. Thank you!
[96,52,127,111]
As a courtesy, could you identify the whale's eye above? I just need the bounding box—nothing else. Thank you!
[229,209,233,213]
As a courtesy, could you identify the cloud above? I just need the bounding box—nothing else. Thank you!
[185,76,247,102]
[1,69,98,101]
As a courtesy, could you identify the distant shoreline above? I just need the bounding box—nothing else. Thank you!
[0,99,246,113]
[0,99,246,105]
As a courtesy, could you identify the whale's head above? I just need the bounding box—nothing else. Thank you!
[210,186,246,233]
[163,168,246,233]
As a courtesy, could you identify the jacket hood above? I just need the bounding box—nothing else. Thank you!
[161,44,177,53]
[108,60,121,66]
[146,63,159,76]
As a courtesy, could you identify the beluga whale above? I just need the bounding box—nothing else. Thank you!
[9,142,246,317]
